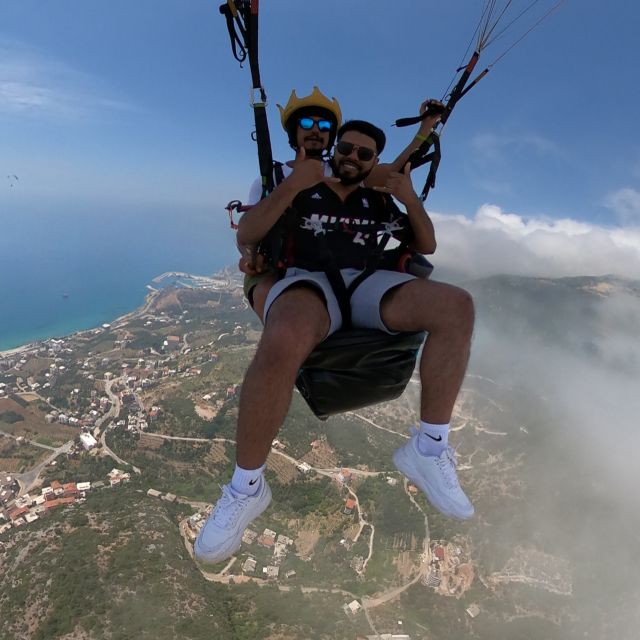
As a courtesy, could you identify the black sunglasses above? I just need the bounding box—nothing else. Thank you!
[335,140,376,162]
[298,117,333,132]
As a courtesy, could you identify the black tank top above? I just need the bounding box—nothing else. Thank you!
[287,183,410,270]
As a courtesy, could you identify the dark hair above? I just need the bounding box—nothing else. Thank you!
[336,120,386,154]
[285,106,338,150]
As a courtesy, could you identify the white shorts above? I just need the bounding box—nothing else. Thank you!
[263,267,416,337]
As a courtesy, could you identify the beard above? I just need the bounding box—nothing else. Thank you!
[304,146,324,159]
[329,157,373,185]
[301,135,327,159]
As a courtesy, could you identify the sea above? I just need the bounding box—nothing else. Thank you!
[0,199,238,351]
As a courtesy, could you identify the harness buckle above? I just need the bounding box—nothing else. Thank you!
[225,200,243,230]
[250,86,267,107]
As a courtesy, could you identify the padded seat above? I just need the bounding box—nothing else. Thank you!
[295,329,426,420]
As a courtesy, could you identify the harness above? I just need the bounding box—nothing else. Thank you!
[260,169,415,328]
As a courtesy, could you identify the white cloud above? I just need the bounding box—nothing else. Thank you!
[0,39,133,119]
[430,204,640,279]
[605,187,640,225]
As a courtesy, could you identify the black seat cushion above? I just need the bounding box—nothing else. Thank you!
[295,329,426,420]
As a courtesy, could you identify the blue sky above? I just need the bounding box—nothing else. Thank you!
[2,0,640,278]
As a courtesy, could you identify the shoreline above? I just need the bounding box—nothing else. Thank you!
[0,344,37,358]
[0,291,157,358]
[0,268,234,358]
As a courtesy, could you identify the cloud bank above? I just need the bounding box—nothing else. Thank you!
[431,204,640,280]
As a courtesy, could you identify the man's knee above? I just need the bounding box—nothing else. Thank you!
[450,286,475,333]
[426,282,474,332]
[384,279,474,333]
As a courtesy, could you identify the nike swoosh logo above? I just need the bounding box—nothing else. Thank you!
[248,478,258,486]
[425,434,443,442]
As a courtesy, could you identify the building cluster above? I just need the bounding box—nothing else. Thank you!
[0,339,70,375]
[243,527,295,580]
[107,468,131,487]
[146,488,177,502]
[44,396,111,430]
[112,357,208,390]
[422,540,475,600]
[0,468,132,536]
[335,468,353,486]
[0,478,91,534]
[163,335,182,352]
[0,476,19,514]
[186,515,295,581]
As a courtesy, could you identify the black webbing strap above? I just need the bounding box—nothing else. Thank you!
[220,1,275,198]
[405,132,441,201]
[314,209,403,329]
[395,129,441,202]
[219,1,248,63]
[345,232,393,299]
[246,1,275,198]
[255,162,294,276]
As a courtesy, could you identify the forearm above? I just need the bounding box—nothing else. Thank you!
[236,180,299,246]
[389,129,432,173]
[404,197,436,254]
[365,127,435,187]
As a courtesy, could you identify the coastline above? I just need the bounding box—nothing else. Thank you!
[0,269,233,358]
[0,344,37,358]
[0,290,159,358]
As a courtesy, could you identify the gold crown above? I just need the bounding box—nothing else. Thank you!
[277,86,342,129]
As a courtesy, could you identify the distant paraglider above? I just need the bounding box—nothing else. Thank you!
[6,174,19,188]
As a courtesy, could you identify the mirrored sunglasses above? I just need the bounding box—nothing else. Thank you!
[298,117,333,132]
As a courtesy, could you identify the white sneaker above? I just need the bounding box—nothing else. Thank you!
[194,479,272,565]
[392,429,474,520]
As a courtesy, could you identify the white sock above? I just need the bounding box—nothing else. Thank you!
[417,421,449,456]
[230,463,265,496]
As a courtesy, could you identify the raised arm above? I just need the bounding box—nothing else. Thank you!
[365,98,444,188]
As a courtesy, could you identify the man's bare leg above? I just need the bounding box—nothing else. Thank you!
[194,284,330,564]
[236,284,330,469]
[380,278,474,423]
[382,278,475,520]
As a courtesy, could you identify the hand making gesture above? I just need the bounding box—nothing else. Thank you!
[374,162,419,205]
[285,147,339,192]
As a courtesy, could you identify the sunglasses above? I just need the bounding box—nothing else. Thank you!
[335,140,376,162]
[298,117,333,132]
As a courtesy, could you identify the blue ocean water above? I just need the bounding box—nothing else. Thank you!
[0,200,237,351]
